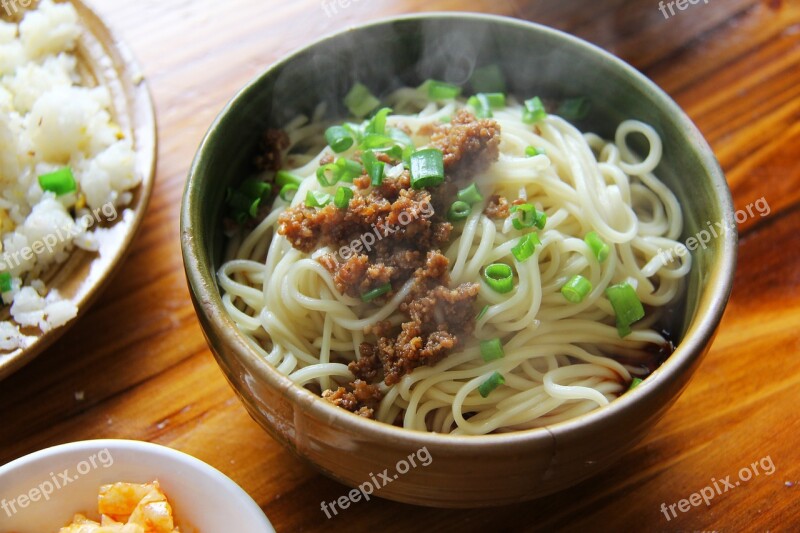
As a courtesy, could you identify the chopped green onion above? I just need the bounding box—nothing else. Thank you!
[561,275,593,303]
[239,178,272,201]
[334,186,353,209]
[335,157,363,182]
[376,144,404,162]
[439,114,452,123]
[227,189,261,218]
[365,107,392,136]
[279,183,298,202]
[305,190,331,208]
[480,338,505,362]
[478,372,505,398]
[557,97,591,120]
[343,122,363,143]
[525,146,544,157]
[606,282,645,338]
[410,148,445,189]
[511,203,546,230]
[447,200,471,221]
[362,151,385,186]
[422,80,462,100]
[628,377,643,391]
[468,93,505,119]
[38,167,76,196]
[344,82,380,118]
[361,283,391,302]
[360,134,394,150]
[476,304,489,321]
[325,125,355,153]
[484,263,514,294]
[511,233,540,263]
[457,184,484,205]
[470,64,506,93]
[0,272,12,293]
[522,96,547,124]
[276,170,303,188]
[316,164,340,187]
[584,231,610,262]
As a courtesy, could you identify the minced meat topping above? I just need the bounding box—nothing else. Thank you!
[275,110,500,418]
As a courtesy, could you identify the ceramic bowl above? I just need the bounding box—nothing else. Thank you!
[0,439,274,532]
[181,13,736,507]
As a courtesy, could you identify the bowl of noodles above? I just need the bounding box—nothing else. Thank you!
[181,13,736,506]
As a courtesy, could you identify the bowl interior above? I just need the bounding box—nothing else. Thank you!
[0,440,273,533]
[188,14,731,348]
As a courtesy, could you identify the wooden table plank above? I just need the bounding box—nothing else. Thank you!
[1,0,798,531]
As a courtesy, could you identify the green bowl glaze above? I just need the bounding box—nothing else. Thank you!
[181,13,736,507]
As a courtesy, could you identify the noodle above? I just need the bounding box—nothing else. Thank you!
[219,89,689,435]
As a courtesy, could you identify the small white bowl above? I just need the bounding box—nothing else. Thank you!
[0,440,274,533]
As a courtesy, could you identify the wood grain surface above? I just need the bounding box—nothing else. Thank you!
[1,0,798,531]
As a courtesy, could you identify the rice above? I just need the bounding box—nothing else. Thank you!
[0,0,141,349]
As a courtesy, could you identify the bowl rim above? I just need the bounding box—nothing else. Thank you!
[181,12,737,447]
[0,439,274,530]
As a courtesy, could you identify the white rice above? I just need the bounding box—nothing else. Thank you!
[0,1,141,349]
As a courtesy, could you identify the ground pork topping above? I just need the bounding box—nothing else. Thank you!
[430,109,501,178]
[322,379,383,418]
[484,194,510,219]
[255,129,290,171]
[280,105,504,406]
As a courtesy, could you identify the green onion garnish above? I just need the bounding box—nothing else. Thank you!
[276,170,303,188]
[335,157,362,182]
[628,377,643,391]
[470,64,506,93]
[439,114,452,123]
[325,125,354,153]
[522,96,547,124]
[361,283,391,302]
[561,274,593,303]
[557,97,591,120]
[239,178,272,201]
[511,233,540,263]
[38,167,76,196]
[305,190,331,208]
[511,203,546,230]
[227,189,261,218]
[484,263,514,294]
[344,82,380,118]
[422,80,461,100]
[362,151,385,186]
[0,272,12,293]
[410,148,445,189]
[365,107,392,136]
[279,183,298,202]
[316,164,340,187]
[480,338,505,362]
[360,134,394,150]
[334,186,353,209]
[468,93,505,118]
[478,372,505,398]
[457,183,484,205]
[447,200,471,221]
[606,282,645,337]
[525,146,544,157]
[476,304,489,321]
[584,231,610,262]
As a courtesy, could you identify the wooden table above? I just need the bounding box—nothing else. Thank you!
[2,0,798,530]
